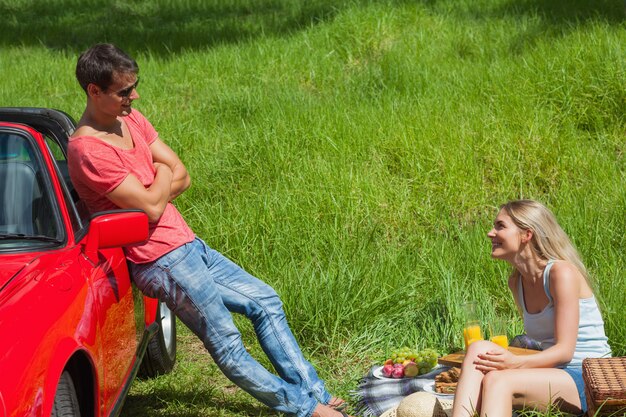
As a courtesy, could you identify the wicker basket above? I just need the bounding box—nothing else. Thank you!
[582,357,626,416]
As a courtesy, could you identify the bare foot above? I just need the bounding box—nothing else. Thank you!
[311,403,353,417]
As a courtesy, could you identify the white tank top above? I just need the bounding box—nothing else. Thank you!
[518,260,612,367]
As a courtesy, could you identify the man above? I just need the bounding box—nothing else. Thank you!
[68,43,350,417]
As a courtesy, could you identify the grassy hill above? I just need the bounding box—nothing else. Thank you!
[1,0,623,415]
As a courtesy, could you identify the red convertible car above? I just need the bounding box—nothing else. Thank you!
[0,108,177,417]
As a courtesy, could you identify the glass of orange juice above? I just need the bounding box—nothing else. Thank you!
[462,302,483,350]
[489,319,509,349]
[463,321,483,350]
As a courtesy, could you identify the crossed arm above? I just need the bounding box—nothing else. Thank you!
[105,137,191,222]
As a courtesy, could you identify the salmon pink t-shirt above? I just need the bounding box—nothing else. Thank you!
[67,109,195,264]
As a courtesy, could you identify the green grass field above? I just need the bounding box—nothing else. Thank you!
[1,0,624,415]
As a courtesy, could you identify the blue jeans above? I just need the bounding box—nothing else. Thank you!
[562,367,586,415]
[130,237,331,417]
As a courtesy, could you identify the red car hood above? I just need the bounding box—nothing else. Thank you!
[0,253,41,291]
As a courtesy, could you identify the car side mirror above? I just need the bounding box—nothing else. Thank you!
[83,210,148,264]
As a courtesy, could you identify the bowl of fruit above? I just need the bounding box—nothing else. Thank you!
[374,347,439,379]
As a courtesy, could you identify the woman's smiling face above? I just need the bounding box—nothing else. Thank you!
[487,209,526,261]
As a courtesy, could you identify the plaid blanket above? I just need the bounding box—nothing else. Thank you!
[350,366,449,417]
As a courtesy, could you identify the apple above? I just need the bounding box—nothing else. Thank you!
[392,366,405,378]
[403,361,419,378]
[382,364,394,377]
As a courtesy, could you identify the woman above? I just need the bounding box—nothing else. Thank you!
[452,200,611,417]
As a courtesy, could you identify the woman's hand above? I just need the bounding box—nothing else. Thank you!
[473,346,522,372]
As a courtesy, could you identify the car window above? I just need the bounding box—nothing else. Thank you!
[44,136,90,238]
[0,132,63,250]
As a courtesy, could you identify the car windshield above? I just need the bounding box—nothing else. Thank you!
[0,132,62,250]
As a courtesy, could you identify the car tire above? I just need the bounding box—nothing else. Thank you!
[139,301,177,377]
[51,371,81,417]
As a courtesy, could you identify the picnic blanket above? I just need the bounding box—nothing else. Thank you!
[350,366,450,417]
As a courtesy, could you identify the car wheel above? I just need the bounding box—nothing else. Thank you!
[139,301,177,377]
[51,371,81,417]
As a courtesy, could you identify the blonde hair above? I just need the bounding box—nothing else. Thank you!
[501,200,591,286]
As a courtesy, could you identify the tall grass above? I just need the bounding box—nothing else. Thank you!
[1,0,624,415]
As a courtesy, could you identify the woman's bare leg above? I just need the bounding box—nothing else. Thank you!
[480,368,582,417]
[452,340,581,417]
[452,340,494,417]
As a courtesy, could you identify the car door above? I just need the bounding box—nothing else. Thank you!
[39,122,143,412]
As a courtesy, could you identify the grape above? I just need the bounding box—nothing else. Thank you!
[416,348,439,374]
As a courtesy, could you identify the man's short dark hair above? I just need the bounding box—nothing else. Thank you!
[76,43,139,93]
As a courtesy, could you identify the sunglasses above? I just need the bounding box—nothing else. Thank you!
[109,78,140,98]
